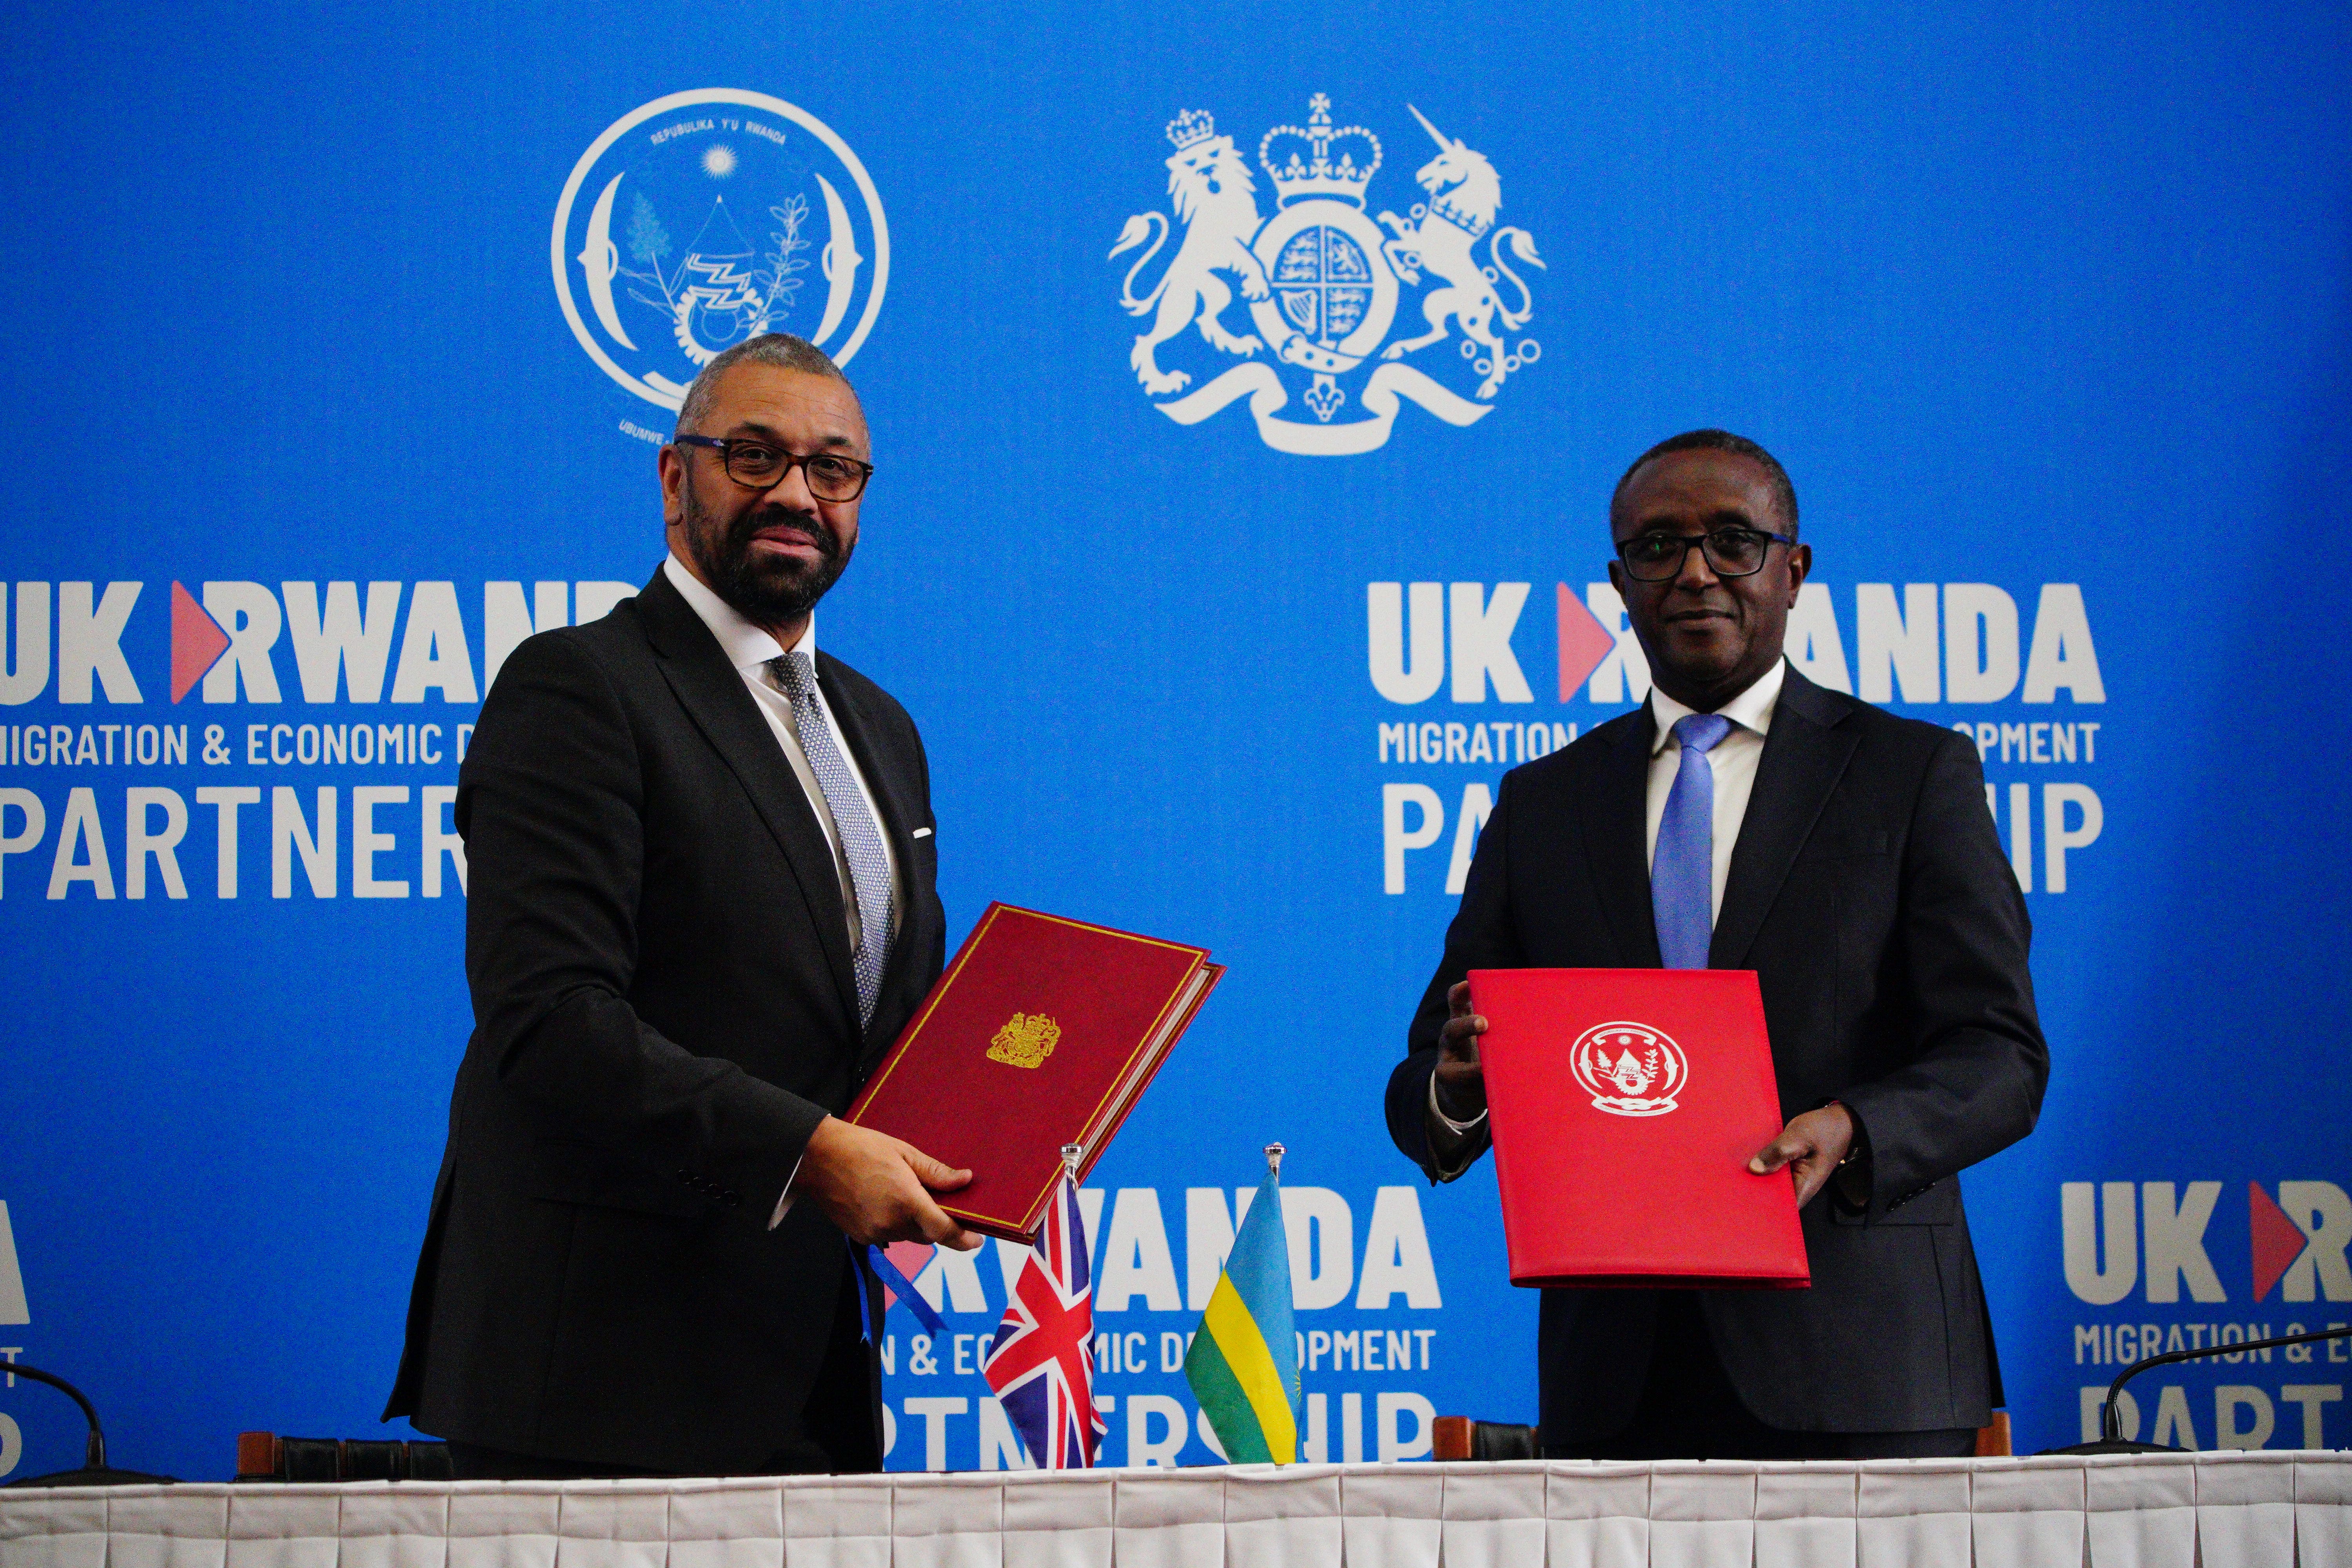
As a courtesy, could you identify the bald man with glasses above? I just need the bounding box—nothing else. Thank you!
[388,334,977,1479]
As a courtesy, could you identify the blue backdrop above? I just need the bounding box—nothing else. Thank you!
[3,0,2349,1481]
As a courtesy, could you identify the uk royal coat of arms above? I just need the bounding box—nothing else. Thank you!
[1110,94,1542,456]
[987,1013,1062,1070]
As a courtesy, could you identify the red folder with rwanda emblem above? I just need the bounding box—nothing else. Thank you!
[846,904,1222,1242]
[1467,968,1809,1289]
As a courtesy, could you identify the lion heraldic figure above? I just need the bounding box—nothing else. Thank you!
[1111,109,1273,396]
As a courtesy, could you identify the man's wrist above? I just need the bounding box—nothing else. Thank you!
[1821,1099,1872,1209]
[1430,1071,1488,1134]
[769,1150,810,1230]
[1821,1099,1867,1165]
[1423,1072,1484,1183]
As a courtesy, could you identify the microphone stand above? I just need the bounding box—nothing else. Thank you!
[2042,1322,2352,1455]
[2,1360,176,1487]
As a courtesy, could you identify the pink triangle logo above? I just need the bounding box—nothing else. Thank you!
[879,1240,935,1312]
[2250,1181,2307,1303]
[170,583,231,704]
[1556,584,1617,700]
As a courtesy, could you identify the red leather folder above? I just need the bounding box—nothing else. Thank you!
[1467,968,1810,1289]
[847,903,1223,1241]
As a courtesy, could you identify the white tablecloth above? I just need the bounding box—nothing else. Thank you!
[3,1453,2348,1568]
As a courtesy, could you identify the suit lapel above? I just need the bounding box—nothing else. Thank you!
[1708,668,1861,969]
[635,571,864,1032]
[813,653,928,1066]
[1583,705,1664,967]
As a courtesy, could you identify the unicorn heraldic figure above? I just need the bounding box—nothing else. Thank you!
[1376,105,1544,400]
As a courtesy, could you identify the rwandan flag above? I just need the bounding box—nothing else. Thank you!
[1184,1158,1299,1463]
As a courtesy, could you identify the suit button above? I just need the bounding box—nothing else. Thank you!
[722,1191,742,1207]
[677,1169,692,1183]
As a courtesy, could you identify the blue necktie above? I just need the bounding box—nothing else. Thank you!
[771,651,896,1029]
[1652,712,1734,970]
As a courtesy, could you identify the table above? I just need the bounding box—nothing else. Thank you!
[3,1452,2348,1568]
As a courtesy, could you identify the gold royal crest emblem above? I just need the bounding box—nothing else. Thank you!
[987,1013,1062,1069]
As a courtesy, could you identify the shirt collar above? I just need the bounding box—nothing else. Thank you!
[662,551,814,674]
[1648,657,1788,755]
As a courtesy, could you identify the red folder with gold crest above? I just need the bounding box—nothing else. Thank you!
[846,903,1223,1241]
[1468,967,1810,1289]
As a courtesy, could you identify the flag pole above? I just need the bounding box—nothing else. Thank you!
[1265,1142,1284,1176]
[1061,1142,1083,1182]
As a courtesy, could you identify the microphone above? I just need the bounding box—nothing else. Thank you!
[2044,1322,2352,1455]
[2,1360,176,1487]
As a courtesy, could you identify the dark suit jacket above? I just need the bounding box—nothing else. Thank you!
[1385,665,2046,1445]
[384,566,947,1475]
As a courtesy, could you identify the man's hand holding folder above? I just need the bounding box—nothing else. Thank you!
[1434,977,1860,1210]
[1746,1102,1862,1210]
[795,1118,984,1250]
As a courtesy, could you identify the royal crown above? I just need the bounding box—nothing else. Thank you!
[1258,93,1381,207]
[1166,109,1218,151]
[1429,190,1494,240]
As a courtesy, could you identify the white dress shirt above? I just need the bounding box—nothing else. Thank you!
[662,554,899,947]
[662,553,900,1227]
[1427,659,1790,1176]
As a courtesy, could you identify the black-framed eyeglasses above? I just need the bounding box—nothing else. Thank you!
[674,436,875,502]
[1616,527,1794,581]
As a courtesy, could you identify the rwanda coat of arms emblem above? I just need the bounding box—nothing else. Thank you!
[1569,1021,1690,1118]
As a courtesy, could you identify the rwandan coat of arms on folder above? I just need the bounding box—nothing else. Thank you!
[1110,93,1543,456]
[1570,1021,1689,1118]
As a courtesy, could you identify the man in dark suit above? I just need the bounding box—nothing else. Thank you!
[386,334,979,1478]
[1385,429,2047,1459]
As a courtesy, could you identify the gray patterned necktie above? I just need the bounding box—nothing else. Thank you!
[770,650,895,1029]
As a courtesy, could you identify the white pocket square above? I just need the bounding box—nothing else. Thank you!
[911,827,933,839]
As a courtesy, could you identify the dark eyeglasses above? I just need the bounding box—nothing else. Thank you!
[1616,527,1793,581]
[674,437,875,502]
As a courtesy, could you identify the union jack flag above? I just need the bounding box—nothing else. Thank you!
[981,1175,1106,1468]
